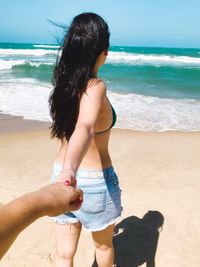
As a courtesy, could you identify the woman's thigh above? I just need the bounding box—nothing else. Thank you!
[92,224,115,248]
[55,222,82,256]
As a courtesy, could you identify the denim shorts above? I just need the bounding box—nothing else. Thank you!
[50,161,122,232]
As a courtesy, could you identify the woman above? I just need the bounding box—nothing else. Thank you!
[49,12,122,267]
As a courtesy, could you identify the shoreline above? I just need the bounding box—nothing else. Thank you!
[1,112,200,136]
[0,113,50,135]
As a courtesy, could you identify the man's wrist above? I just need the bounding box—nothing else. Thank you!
[27,191,50,217]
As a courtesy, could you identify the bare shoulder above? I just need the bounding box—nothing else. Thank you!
[77,79,107,127]
[86,78,107,99]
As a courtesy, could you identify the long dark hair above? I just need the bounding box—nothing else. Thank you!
[49,12,110,140]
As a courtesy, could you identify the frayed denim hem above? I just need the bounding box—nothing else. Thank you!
[50,217,79,225]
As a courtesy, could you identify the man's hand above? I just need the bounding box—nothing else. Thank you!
[38,183,83,216]
[0,183,82,259]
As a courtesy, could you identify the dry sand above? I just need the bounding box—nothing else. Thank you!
[0,115,200,266]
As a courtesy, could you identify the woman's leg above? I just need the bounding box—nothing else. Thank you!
[54,222,82,267]
[92,224,115,267]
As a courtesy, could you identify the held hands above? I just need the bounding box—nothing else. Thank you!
[55,168,83,209]
[56,169,77,187]
[39,183,83,217]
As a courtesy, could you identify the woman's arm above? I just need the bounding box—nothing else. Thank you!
[57,80,106,182]
[0,183,83,259]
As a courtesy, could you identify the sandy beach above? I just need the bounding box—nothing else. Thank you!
[0,115,200,267]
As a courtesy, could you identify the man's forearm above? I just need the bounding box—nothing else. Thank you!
[0,191,46,259]
[0,183,83,259]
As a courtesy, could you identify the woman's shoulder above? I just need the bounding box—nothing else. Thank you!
[86,78,107,98]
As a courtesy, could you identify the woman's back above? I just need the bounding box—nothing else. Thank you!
[56,79,114,169]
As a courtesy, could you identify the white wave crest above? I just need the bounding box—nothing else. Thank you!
[0,48,58,56]
[0,59,26,70]
[29,62,53,67]
[0,59,53,70]
[33,44,60,49]
[107,51,200,67]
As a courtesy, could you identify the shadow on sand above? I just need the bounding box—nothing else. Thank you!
[92,211,164,267]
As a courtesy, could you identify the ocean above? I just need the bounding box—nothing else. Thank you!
[0,42,200,131]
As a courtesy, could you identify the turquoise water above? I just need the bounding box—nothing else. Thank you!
[102,46,200,99]
[0,42,200,131]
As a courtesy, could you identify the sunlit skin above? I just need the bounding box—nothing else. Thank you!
[54,50,117,267]
[0,183,83,260]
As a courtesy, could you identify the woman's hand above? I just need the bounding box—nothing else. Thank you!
[39,183,83,216]
[56,169,77,187]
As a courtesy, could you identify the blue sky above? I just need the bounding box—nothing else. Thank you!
[0,0,200,48]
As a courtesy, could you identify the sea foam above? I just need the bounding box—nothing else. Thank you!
[108,91,200,132]
[0,48,58,56]
[0,59,53,70]
[0,79,51,121]
[0,59,26,70]
[1,48,200,68]
[0,79,200,131]
[33,44,60,49]
[107,52,200,67]
[0,45,200,131]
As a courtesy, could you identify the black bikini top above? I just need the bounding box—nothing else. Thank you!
[95,104,117,135]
